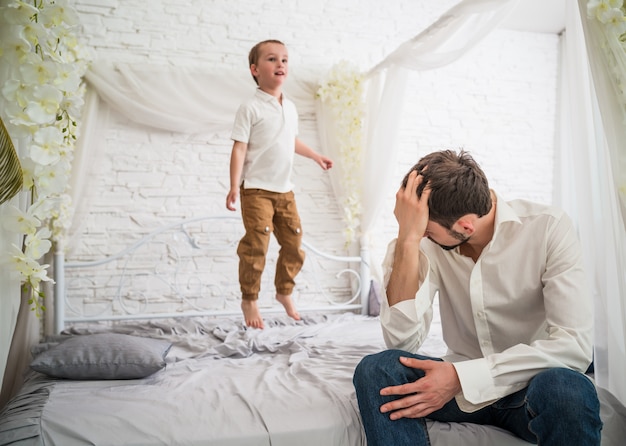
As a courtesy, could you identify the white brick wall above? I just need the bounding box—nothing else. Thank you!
[66,0,560,314]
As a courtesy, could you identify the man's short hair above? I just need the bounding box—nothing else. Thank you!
[401,149,492,229]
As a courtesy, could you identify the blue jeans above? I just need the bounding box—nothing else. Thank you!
[353,349,602,445]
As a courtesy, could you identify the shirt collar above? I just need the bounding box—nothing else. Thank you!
[490,191,521,246]
[255,88,284,103]
[493,191,521,227]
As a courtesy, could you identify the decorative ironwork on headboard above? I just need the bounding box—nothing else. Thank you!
[53,215,370,332]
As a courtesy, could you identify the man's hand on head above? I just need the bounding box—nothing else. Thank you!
[394,170,430,244]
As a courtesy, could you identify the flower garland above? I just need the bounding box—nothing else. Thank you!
[0,0,92,314]
[586,0,626,206]
[587,1,626,106]
[316,61,366,245]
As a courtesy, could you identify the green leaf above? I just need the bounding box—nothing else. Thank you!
[0,116,24,205]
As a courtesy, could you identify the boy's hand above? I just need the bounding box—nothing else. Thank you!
[226,189,239,211]
[318,156,333,170]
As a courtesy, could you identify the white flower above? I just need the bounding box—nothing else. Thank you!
[317,61,366,245]
[604,7,626,34]
[38,0,79,27]
[0,0,91,311]
[1,205,40,235]
[30,126,64,165]
[24,84,63,124]
[1,1,38,25]
[587,1,626,119]
[588,0,624,21]
[2,78,32,108]
[2,99,39,128]
[0,36,32,65]
[34,161,69,195]
[24,227,53,260]
[54,63,82,91]
[588,0,626,34]
[7,244,51,285]
[19,21,49,49]
[20,58,58,86]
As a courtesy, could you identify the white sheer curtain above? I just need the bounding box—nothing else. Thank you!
[556,0,626,406]
[344,0,520,290]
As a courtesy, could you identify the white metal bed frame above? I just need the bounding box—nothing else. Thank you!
[53,215,371,333]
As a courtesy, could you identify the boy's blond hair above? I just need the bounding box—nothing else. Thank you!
[248,39,285,85]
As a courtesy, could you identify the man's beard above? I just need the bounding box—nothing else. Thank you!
[429,228,469,251]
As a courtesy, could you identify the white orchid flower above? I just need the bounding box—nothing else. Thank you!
[24,228,53,260]
[28,261,53,286]
[20,58,58,86]
[0,35,33,65]
[34,162,69,194]
[2,78,33,108]
[317,61,365,244]
[2,0,90,305]
[38,0,79,27]
[1,1,39,25]
[54,63,82,91]
[588,0,624,22]
[19,21,50,50]
[30,126,63,165]
[3,100,39,130]
[24,84,63,124]
[8,244,52,286]
[62,90,86,117]
[603,7,626,34]
[7,245,43,279]
[1,205,40,234]
[29,195,62,221]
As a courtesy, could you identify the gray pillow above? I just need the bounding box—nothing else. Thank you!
[30,333,172,380]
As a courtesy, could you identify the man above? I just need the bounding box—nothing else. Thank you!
[353,150,602,445]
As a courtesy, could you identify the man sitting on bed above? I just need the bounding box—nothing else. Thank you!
[353,149,602,445]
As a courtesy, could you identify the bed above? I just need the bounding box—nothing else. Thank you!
[1,215,625,446]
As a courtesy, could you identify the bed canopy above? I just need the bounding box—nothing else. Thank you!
[1,0,625,411]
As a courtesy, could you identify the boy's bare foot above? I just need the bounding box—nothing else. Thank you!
[241,299,264,329]
[276,294,301,321]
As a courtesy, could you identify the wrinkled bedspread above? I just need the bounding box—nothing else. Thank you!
[1,313,624,446]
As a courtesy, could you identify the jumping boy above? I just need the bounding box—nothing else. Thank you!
[226,39,333,329]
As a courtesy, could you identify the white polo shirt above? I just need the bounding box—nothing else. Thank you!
[231,88,299,193]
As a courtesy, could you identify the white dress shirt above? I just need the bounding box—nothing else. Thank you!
[231,88,299,193]
[380,193,594,412]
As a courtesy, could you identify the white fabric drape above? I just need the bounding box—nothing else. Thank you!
[556,0,626,406]
[62,88,108,256]
[348,0,520,287]
[84,62,318,136]
[62,62,319,255]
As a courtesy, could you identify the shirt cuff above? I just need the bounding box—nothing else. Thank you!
[452,358,499,406]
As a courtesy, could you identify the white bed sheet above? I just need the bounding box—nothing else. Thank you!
[1,313,624,446]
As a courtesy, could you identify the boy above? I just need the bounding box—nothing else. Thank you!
[226,39,333,329]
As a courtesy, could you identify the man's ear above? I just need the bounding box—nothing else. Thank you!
[456,215,476,235]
